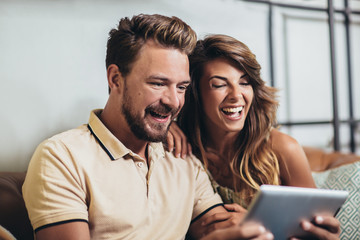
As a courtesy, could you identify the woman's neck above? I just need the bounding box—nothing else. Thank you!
[203,124,242,190]
[205,126,239,159]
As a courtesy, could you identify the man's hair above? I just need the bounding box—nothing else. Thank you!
[106,14,197,76]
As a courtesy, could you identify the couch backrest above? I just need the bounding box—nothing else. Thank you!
[0,172,34,240]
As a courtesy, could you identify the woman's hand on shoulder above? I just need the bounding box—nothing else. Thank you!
[290,215,340,240]
[166,122,192,158]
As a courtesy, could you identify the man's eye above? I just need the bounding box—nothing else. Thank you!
[179,83,190,91]
[150,82,164,87]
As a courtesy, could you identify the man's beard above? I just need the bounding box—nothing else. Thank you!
[121,84,179,142]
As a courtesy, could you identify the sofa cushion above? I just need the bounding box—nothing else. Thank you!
[0,172,33,240]
[312,162,360,239]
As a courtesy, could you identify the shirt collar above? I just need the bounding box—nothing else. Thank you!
[88,109,165,161]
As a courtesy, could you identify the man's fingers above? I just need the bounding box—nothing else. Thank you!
[224,203,247,213]
[239,222,273,239]
[201,212,232,227]
[200,223,273,240]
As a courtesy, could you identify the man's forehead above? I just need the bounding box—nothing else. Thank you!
[130,40,190,82]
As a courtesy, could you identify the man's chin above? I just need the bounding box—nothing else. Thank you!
[133,126,166,142]
[144,130,168,142]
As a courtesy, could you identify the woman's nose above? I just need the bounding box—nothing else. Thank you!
[228,85,243,101]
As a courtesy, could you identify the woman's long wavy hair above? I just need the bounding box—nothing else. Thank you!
[178,34,280,205]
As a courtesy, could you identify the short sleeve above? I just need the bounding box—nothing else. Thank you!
[22,139,88,231]
[190,155,223,220]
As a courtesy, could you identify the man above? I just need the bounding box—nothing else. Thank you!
[22,14,272,240]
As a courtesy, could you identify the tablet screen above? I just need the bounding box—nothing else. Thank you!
[242,185,348,239]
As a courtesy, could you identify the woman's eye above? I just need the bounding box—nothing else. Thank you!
[240,82,250,86]
[212,84,226,88]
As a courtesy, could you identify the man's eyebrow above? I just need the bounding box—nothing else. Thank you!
[147,75,191,84]
[181,80,191,84]
[147,75,169,81]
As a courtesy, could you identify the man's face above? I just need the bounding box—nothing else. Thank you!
[120,40,190,142]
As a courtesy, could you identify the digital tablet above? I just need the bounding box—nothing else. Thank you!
[242,185,348,239]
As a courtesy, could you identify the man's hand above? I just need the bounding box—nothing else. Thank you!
[290,215,340,240]
[200,223,274,240]
[200,204,247,235]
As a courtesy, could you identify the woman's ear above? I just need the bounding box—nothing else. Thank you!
[107,64,124,92]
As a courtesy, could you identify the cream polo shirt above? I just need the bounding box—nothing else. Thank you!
[22,109,222,240]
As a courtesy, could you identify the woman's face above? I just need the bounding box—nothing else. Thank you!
[199,58,254,135]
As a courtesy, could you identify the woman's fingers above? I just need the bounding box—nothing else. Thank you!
[167,122,191,158]
[313,215,340,234]
[166,127,175,152]
[298,216,340,240]
[166,122,184,157]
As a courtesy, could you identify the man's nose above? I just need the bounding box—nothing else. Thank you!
[161,87,180,109]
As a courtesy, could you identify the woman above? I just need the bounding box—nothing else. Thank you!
[168,34,340,239]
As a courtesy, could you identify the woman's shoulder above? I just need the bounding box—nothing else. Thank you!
[269,128,306,166]
[269,130,316,187]
[269,129,301,153]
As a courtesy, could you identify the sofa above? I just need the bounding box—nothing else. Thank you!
[0,172,32,240]
[0,147,359,240]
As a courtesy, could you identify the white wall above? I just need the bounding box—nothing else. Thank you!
[0,0,359,171]
[272,4,360,153]
[0,0,269,171]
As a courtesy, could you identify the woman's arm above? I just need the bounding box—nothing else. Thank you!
[270,129,315,187]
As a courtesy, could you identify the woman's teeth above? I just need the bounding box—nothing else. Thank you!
[222,106,243,114]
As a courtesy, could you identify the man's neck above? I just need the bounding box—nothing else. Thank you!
[100,107,149,160]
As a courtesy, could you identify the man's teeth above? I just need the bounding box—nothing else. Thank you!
[222,106,243,113]
[151,111,168,119]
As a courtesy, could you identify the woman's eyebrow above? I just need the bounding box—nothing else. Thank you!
[208,73,248,80]
[240,73,248,79]
[208,75,227,81]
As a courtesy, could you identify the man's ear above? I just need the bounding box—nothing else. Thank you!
[107,64,124,92]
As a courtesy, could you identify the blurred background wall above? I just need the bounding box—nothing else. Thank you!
[0,0,359,171]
